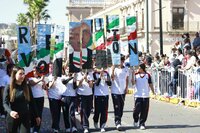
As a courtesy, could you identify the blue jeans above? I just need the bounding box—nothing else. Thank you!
[169,79,178,97]
[194,81,200,101]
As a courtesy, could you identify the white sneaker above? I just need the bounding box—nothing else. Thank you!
[116,124,122,131]
[30,127,33,133]
[84,129,89,133]
[94,122,98,129]
[133,121,139,127]
[101,128,105,132]
[72,127,77,132]
[66,127,77,132]
[53,129,59,133]
[66,128,70,132]
[75,111,79,115]
[140,125,146,130]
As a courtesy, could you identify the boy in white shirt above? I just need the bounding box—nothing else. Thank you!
[111,56,129,131]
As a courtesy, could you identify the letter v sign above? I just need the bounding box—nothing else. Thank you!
[20,53,32,67]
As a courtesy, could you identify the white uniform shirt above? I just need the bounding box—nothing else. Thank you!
[111,67,129,94]
[29,77,45,98]
[77,72,93,96]
[94,72,109,96]
[134,72,152,98]
[47,74,63,99]
[61,75,77,97]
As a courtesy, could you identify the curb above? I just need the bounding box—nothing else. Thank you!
[128,90,200,108]
[152,95,200,108]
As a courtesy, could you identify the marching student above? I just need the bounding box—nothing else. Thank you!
[111,56,129,131]
[47,74,62,133]
[93,68,111,132]
[76,70,94,133]
[132,63,155,130]
[29,67,46,133]
[61,71,78,133]
[3,66,40,133]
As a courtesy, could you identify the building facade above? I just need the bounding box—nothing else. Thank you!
[66,0,200,55]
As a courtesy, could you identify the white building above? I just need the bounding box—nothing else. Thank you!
[88,0,200,55]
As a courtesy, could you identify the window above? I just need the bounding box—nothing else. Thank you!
[172,7,184,29]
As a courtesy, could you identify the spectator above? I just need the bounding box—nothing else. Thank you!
[169,59,182,96]
[193,60,200,101]
[183,50,196,70]
[177,48,184,62]
[192,32,200,50]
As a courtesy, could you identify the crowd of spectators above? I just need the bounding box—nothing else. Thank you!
[136,32,200,100]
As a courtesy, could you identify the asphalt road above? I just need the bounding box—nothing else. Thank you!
[1,94,200,133]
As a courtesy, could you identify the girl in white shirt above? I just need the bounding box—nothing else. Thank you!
[132,63,155,130]
[61,72,77,133]
[76,70,94,133]
[93,68,111,132]
[29,68,46,132]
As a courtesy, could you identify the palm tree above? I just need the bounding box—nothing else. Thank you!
[17,0,50,44]
[41,9,51,24]
[16,13,28,26]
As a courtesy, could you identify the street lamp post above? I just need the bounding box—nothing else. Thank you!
[159,0,163,55]
[146,0,149,53]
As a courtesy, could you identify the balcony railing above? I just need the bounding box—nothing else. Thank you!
[68,0,119,7]
[166,21,200,32]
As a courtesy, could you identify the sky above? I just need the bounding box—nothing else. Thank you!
[0,0,67,25]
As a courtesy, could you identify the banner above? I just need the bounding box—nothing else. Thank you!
[94,18,107,69]
[69,22,81,73]
[52,25,65,77]
[17,26,34,77]
[106,15,120,65]
[81,19,93,70]
[126,16,139,66]
[36,24,51,75]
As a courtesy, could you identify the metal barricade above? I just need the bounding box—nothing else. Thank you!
[177,70,188,99]
[190,70,200,101]
[159,68,172,96]
[148,68,160,94]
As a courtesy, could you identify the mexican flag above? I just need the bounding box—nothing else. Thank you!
[52,25,65,77]
[94,18,107,69]
[95,18,105,50]
[106,15,120,65]
[126,16,139,66]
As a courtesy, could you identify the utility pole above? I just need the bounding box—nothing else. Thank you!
[146,0,149,53]
[159,0,163,55]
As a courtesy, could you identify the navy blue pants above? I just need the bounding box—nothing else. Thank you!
[111,94,125,126]
[93,95,109,128]
[133,98,149,126]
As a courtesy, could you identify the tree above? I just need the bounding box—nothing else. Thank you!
[16,13,28,26]
[17,0,50,44]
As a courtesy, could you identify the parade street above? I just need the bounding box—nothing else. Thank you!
[1,94,200,133]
